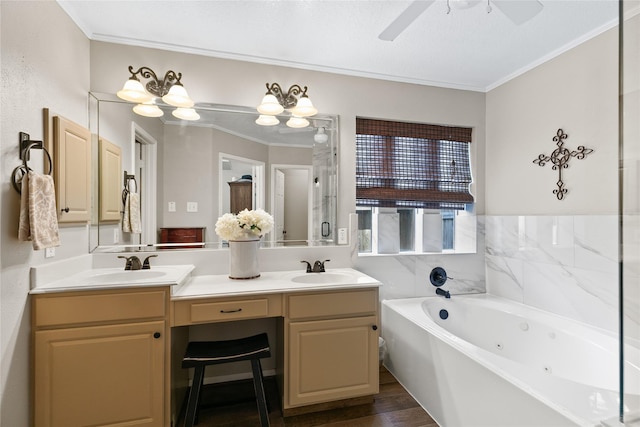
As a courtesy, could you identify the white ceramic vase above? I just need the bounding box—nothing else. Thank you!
[228,236,261,279]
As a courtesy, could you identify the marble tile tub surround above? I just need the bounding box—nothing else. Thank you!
[485,215,628,334]
[354,216,487,301]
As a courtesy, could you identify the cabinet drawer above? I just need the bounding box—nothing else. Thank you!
[287,289,378,320]
[33,288,167,328]
[172,295,282,326]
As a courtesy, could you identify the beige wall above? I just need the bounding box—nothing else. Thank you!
[0,1,90,425]
[486,27,618,215]
[2,1,618,425]
[89,41,488,225]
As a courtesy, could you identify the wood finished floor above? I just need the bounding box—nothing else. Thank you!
[176,366,438,427]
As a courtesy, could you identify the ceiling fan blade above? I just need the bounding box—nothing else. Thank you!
[379,0,435,41]
[492,0,544,25]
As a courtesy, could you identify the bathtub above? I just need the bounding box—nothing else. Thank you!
[382,294,640,427]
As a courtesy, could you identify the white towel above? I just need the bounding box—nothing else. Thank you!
[18,171,61,250]
[122,191,142,234]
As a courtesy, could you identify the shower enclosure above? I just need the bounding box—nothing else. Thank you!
[621,1,640,425]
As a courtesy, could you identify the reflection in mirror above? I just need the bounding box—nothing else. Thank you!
[88,92,338,252]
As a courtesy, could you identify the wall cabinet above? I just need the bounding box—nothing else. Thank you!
[32,288,169,427]
[285,288,379,411]
[53,115,92,223]
[99,137,122,222]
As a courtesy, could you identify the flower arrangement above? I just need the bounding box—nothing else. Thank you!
[215,208,274,241]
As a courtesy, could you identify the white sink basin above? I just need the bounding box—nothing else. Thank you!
[290,273,354,284]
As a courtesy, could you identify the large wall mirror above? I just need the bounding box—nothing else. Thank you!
[88,92,338,252]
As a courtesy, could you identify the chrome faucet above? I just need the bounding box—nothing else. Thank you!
[301,259,331,273]
[435,288,451,299]
[118,255,142,271]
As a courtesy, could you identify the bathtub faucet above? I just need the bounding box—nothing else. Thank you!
[435,288,451,299]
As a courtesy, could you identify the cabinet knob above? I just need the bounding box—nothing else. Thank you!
[153,332,161,339]
[372,325,378,331]
[61,207,70,213]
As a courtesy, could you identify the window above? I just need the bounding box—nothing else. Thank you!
[356,118,473,254]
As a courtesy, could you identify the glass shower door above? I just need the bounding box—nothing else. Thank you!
[620,1,640,424]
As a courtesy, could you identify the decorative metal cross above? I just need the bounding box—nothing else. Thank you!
[533,129,593,200]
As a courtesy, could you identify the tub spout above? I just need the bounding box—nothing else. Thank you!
[436,288,451,299]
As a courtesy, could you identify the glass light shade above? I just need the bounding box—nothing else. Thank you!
[133,102,163,117]
[117,79,153,103]
[172,107,200,121]
[255,114,280,126]
[162,84,194,108]
[286,115,310,128]
[291,96,318,117]
[449,0,481,9]
[257,94,284,115]
[314,127,329,144]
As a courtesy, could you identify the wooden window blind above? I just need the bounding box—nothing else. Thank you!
[356,118,473,210]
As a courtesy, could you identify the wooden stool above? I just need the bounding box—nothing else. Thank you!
[181,333,271,427]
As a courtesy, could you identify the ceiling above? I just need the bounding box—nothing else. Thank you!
[58,0,618,92]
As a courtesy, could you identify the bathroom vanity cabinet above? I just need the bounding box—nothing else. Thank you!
[32,287,169,427]
[285,288,380,411]
[31,269,380,426]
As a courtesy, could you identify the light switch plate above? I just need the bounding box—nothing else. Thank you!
[338,228,348,245]
[187,202,198,212]
[168,201,176,212]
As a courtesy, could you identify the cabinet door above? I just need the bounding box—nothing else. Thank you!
[99,138,122,222]
[34,321,165,427]
[287,316,379,407]
[54,116,92,222]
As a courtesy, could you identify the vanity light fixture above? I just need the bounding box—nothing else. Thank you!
[314,127,329,144]
[255,114,280,126]
[256,82,318,128]
[117,65,198,119]
[286,115,310,129]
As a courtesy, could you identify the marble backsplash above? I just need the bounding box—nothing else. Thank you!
[354,216,486,300]
[356,213,637,337]
[485,215,625,334]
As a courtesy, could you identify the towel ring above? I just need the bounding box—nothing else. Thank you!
[11,142,53,194]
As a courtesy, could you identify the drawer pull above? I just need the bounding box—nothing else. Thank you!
[220,308,243,314]
[153,332,161,339]
[372,325,378,331]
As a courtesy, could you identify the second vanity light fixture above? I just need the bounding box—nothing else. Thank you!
[116,65,200,121]
[256,83,318,128]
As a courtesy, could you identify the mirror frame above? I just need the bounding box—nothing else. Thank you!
[88,92,339,252]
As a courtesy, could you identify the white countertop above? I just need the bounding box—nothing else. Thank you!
[29,266,381,298]
[171,268,381,299]
[29,264,196,294]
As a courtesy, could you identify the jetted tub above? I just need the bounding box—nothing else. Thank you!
[382,294,640,427]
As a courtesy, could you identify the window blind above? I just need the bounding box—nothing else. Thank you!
[356,118,473,210]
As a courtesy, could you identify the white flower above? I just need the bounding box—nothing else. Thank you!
[215,209,274,241]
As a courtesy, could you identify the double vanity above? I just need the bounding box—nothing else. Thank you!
[30,262,381,427]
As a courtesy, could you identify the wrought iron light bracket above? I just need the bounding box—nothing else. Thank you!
[533,129,593,200]
[126,65,183,98]
[264,82,309,110]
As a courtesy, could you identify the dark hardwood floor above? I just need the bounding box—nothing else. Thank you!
[176,366,438,427]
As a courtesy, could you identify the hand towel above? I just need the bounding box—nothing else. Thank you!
[18,171,61,250]
[122,191,142,234]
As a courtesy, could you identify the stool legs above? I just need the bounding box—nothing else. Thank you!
[250,359,270,427]
[184,365,205,427]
